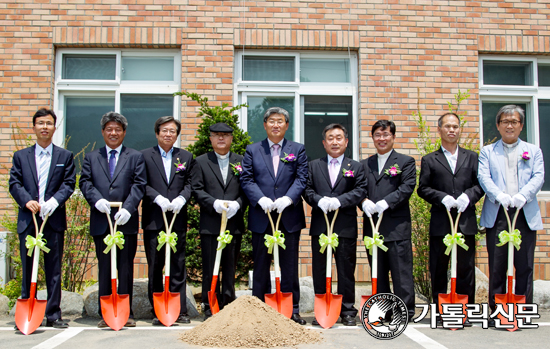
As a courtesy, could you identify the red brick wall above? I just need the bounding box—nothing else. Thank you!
[1,0,550,282]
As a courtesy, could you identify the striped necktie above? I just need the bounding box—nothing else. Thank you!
[38,150,49,203]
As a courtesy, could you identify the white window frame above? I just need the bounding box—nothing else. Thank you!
[234,50,359,159]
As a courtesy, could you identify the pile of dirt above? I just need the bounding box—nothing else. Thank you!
[180,295,322,347]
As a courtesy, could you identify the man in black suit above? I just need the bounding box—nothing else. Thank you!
[80,112,147,328]
[141,116,194,325]
[9,108,76,329]
[360,120,416,320]
[191,122,247,320]
[418,113,484,326]
[304,124,367,326]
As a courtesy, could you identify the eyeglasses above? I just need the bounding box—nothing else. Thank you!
[36,121,55,127]
[160,128,177,135]
[499,119,521,127]
[373,132,393,140]
[266,120,286,126]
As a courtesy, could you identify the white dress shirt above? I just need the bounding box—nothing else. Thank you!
[441,145,458,173]
[377,150,392,175]
[158,145,174,182]
[215,151,230,185]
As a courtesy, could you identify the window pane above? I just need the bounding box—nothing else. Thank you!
[120,94,174,151]
[483,61,532,86]
[300,59,350,83]
[304,96,353,161]
[65,97,115,169]
[538,101,550,191]
[121,56,174,81]
[538,65,550,87]
[62,54,116,80]
[246,96,294,143]
[242,56,295,81]
[482,102,528,145]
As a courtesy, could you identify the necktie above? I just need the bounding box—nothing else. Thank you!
[272,144,280,177]
[109,150,117,179]
[38,151,49,203]
[329,158,338,187]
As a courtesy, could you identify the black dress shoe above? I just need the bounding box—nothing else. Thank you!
[463,320,473,327]
[341,315,357,326]
[176,314,191,324]
[97,320,108,328]
[312,318,319,326]
[291,314,306,325]
[46,319,69,329]
[152,318,161,326]
[488,318,495,327]
[124,318,136,327]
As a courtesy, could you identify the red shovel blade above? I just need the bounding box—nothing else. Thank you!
[438,278,468,331]
[265,277,293,319]
[314,277,342,329]
[153,292,180,326]
[207,275,220,315]
[495,276,526,332]
[360,278,377,310]
[100,280,130,331]
[15,283,46,335]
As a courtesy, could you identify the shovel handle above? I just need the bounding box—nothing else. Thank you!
[105,203,122,281]
[502,208,521,277]
[161,210,179,278]
[213,203,229,278]
[267,210,284,278]
[30,213,50,283]
[445,210,462,279]
[367,212,383,280]
[322,209,339,277]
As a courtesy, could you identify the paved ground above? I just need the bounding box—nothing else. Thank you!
[1,310,550,349]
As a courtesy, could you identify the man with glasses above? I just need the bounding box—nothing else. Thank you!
[418,113,484,326]
[360,120,416,321]
[478,105,544,326]
[141,116,194,325]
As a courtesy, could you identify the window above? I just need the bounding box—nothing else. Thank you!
[479,55,549,192]
[54,49,181,163]
[235,51,358,160]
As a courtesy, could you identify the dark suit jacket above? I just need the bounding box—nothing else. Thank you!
[141,146,194,231]
[417,147,484,236]
[191,151,247,235]
[361,150,416,241]
[80,146,147,236]
[304,157,367,238]
[9,144,76,234]
[240,138,307,234]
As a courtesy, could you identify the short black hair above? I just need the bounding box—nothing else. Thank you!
[438,112,460,128]
[154,116,181,135]
[371,119,396,136]
[322,123,348,140]
[33,108,57,126]
[100,111,128,131]
[496,105,525,125]
[263,107,290,123]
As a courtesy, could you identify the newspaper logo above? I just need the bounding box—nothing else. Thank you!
[360,293,408,340]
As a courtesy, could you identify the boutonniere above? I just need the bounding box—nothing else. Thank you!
[384,164,401,177]
[342,169,354,177]
[281,153,297,163]
[230,162,243,176]
[521,151,530,161]
[174,158,186,173]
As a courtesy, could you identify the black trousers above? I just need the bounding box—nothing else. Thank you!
[311,235,357,317]
[430,234,476,306]
[486,207,536,310]
[367,239,415,318]
[19,221,64,322]
[200,233,242,313]
[252,223,301,313]
[143,229,188,315]
[93,232,137,318]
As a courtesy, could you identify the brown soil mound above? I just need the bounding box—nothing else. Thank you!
[179,295,322,348]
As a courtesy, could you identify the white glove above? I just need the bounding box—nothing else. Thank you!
[328,197,341,211]
[496,192,513,209]
[40,197,59,219]
[442,195,458,211]
[226,201,240,219]
[114,208,131,226]
[213,199,229,214]
[512,193,527,209]
[95,199,111,214]
[258,197,275,213]
[154,195,172,213]
[318,197,332,214]
[456,193,470,213]
[274,196,293,213]
[362,199,376,217]
[171,196,186,214]
[374,200,389,214]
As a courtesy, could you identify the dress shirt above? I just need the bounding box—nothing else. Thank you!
[105,144,123,167]
[215,151,230,185]
[377,150,392,175]
[158,145,174,182]
[503,140,519,196]
[442,145,458,173]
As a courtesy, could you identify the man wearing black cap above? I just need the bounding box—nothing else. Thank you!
[141,116,194,325]
[191,122,247,320]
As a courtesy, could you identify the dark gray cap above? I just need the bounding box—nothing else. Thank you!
[209,122,233,133]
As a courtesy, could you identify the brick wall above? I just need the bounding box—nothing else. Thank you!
[1,0,550,283]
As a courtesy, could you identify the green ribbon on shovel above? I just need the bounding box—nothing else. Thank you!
[103,231,125,254]
[319,233,339,254]
[363,231,388,255]
[25,233,50,256]
[264,230,286,254]
[496,229,522,251]
[157,231,178,253]
[443,231,469,255]
[217,230,233,251]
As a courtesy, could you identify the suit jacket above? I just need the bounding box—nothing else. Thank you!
[304,156,367,238]
[191,151,247,235]
[240,138,307,234]
[9,144,76,234]
[80,145,147,236]
[141,146,194,232]
[478,139,544,230]
[418,147,484,236]
[360,150,416,241]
